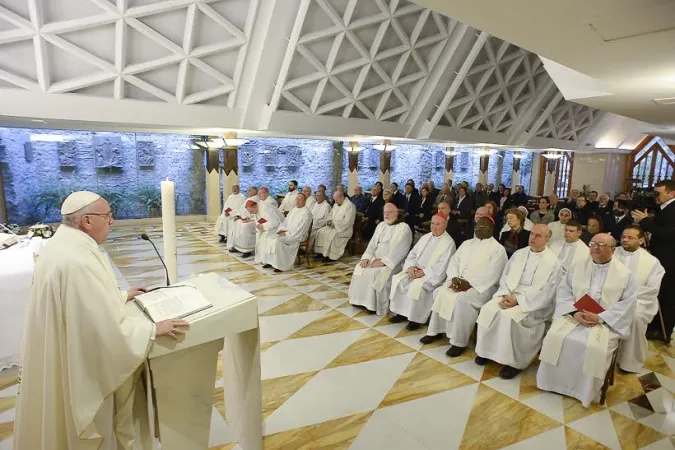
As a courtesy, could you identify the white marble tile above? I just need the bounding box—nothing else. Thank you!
[396,334,424,351]
[237,280,278,292]
[348,412,428,450]
[647,388,668,413]
[261,329,368,380]
[256,294,299,314]
[367,383,480,450]
[263,353,415,435]
[609,402,634,420]
[293,284,322,294]
[521,392,564,423]
[354,313,383,328]
[638,413,670,434]
[208,407,236,447]
[0,407,15,424]
[449,360,485,381]
[374,322,407,338]
[662,355,675,377]
[0,437,13,450]
[320,298,350,309]
[0,384,18,398]
[310,290,347,301]
[639,437,675,450]
[337,305,361,318]
[483,372,522,400]
[502,426,566,450]
[568,409,621,450]
[656,373,675,394]
[258,310,329,343]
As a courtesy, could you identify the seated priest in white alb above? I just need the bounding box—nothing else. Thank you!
[314,191,356,262]
[303,185,316,210]
[279,179,299,214]
[309,189,332,249]
[214,184,246,243]
[537,233,637,408]
[474,224,562,379]
[389,213,456,330]
[549,220,589,275]
[547,208,572,245]
[14,191,188,450]
[248,198,285,265]
[260,193,313,272]
[616,225,665,373]
[348,203,412,315]
[227,186,258,253]
[258,186,278,210]
[421,217,508,356]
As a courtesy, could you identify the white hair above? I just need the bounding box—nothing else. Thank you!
[62,202,98,228]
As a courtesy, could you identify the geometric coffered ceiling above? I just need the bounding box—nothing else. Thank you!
[0,0,626,150]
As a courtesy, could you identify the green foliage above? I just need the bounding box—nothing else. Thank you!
[96,186,130,218]
[581,184,592,197]
[136,185,162,216]
[32,185,72,223]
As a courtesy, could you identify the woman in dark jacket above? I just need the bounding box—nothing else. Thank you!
[416,186,434,224]
[499,207,530,258]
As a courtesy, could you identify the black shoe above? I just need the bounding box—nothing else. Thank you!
[474,356,489,366]
[323,256,334,263]
[646,329,670,343]
[314,254,324,260]
[445,345,466,358]
[389,314,406,324]
[420,334,440,345]
[241,252,253,258]
[229,248,240,253]
[274,268,282,273]
[499,366,521,379]
[406,322,422,331]
[262,264,272,268]
[219,235,226,243]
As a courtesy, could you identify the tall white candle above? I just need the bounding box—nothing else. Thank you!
[161,178,178,284]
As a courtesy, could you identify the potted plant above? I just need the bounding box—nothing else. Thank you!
[137,185,162,217]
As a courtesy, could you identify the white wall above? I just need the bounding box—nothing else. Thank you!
[571,153,628,195]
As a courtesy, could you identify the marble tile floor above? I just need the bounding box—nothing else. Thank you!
[2,221,675,449]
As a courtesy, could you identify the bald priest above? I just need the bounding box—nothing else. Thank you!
[348,203,412,315]
[14,191,188,450]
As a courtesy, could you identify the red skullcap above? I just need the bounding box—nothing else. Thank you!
[435,213,448,220]
[245,199,257,207]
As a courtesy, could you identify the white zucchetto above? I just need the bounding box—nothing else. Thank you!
[60,191,101,215]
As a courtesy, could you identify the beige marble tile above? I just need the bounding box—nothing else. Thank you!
[208,443,238,450]
[518,363,542,400]
[0,420,13,443]
[644,353,675,378]
[394,325,426,338]
[288,310,367,339]
[459,384,559,449]
[0,370,18,392]
[260,295,328,316]
[605,370,644,407]
[648,340,675,358]
[251,284,301,297]
[0,396,16,415]
[228,271,273,284]
[564,426,610,449]
[326,329,415,369]
[379,353,476,408]
[262,411,372,450]
[262,372,318,419]
[480,361,504,382]
[562,396,606,424]
[609,410,664,450]
[260,341,278,352]
[213,387,227,420]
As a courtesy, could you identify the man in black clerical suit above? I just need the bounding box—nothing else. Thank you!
[390,182,405,208]
[402,182,421,231]
[361,184,385,241]
[605,200,632,241]
[632,179,675,342]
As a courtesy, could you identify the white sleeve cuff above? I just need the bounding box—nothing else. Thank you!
[150,324,157,340]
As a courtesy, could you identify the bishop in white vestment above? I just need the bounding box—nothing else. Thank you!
[616,226,665,373]
[250,199,285,264]
[421,217,508,356]
[314,191,356,261]
[389,213,455,328]
[279,180,299,214]
[537,233,637,407]
[214,184,246,242]
[475,224,562,379]
[261,193,313,271]
[348,203,412,315]
[14,191,188,450]
[549,220,589,274]
[309,190,332,249]
[227,187,258,253]
[303,186,317,210]
[547,208,573,245]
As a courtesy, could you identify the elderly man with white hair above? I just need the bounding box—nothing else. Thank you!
[348,203,412,315]
[248,198,285,265]
[475,224,562,379]
[388,213,456,330]
[14,191,188,450]
[537,233,637,407]
[302,185,316,210]
[547,207,573,245]
[260,193,313,272]
[309,189,332,248]
[228,186,258,256]
[214,184,246,243]
[314,190,356,262]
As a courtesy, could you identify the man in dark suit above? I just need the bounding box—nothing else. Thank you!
[588,191,600,211]
[512,185,528,207]
[632,179,675,342]
[596,192,614,219]
[427,180,440,202]
[390,182,405,208]
[565,188,580,213]
[487,183,500,204]
[402,182,420,231]
[452,185,472,220]
[361,184,384,240]
[473,183,489,210]
[575,195,593,226]
[605,200,632,241]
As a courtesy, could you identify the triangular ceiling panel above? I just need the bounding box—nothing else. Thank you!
[0,0,31,21]
[127,0,166,7]
[332,35,366,69]
[195,93,229,106]
[377,23,406,53]
[70,80,115,98]
[0,38,38,83]
[41,0,109,24]
[125,24,174,66]
[124,79,163,102]
[184,61,225,97]
[351,0,384,20]
[0,15,16,32]
[58,23,117,65]
[207,0,251,32]
[300,0,338,36]
[286,49,323,81]
[198,48,240,79]
[134,62,181,96]
[46,40,106,83]
[136,7,188,49]
[193,5,242,49]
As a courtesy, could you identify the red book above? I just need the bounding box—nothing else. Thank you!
[224,207,232,214]
[257,218,267,224]
[573,294,605,314]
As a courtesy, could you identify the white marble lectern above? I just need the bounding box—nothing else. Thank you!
[125,272,262,450]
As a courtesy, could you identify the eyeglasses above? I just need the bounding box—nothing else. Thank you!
[87,211,114,220]
[588,242,610,249]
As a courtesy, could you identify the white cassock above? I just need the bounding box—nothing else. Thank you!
[254,203,285,264]
[309,200,332,246]
[615,247,665,373]
[227,195,258,252]
[261,206,313,271]
[426,237,508,347]
[279,190,299,213]
[314,199,356,260]
[550,239,589,275]
[475,247,562,369]
[14,225,153,450]
[537,257,637,407]
[214,192,246,237]
[305,195,316,211]
[388,232,456,323]
[499,218,534,239]
[547,221,565,245]
[348,222,412,315]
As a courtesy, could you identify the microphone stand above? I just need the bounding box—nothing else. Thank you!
[141,233,170,287]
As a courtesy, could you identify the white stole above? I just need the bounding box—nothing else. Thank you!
[634,249,656,287]
[389,233,454,301]
[353,223,409,292]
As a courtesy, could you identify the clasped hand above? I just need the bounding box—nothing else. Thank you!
[499,295,518,309]
[407,266,425,279]
[449,277,471,292]
[277,230,287,236]
[574,311,600,327]
[360,258,385,268]
[241,217,252,223]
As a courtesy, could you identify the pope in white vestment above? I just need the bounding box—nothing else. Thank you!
[251,198,286,265]
[348,203,413,315]
[475,224,562,378]
[227,187,258,253]
[214,184,246,242]
[422,217,508,356]
[537,233,637,407]
[389,213,455,328]
[279,180,299,214]
[261,194,313,271]
[615,226,665,373]
[547,208,572,245]
[14,191,188,450]
[314,191,356,261]
[309,190,332,249]
[549,220,589,275]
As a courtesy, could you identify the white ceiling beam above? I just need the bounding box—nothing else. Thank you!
[48,72,118,94]
[190,39,246,58]
[227,0,259,108]
[0,69,40,91]
[125,0,195,19]
[123,75,176,103]
[0,5,34,29]
[183,85,235,105]
[125,17,184,56]
[197,3,246,41]
[41,14,119,34]
[0,29,35,45]
[42,34,116,73]
[123,54,184,75]
[114,17,127,100]
[188,58,235,85]
[521,90,564,143]
[28,0,49,92]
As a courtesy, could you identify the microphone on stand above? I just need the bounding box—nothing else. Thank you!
[141,233,170,287]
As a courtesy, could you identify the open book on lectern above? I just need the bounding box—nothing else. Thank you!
[134,284,212,323]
